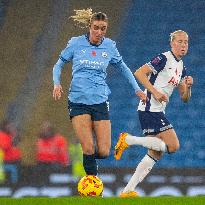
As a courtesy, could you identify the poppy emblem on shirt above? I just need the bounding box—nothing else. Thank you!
[92,50,97,56]
[102,52,107,58]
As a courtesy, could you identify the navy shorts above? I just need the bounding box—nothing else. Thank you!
[138,111,173,136]
[68,101,110,121]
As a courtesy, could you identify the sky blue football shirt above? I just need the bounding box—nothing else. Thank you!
[53,34,141,105]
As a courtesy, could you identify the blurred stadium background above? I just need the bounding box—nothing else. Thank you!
[0,0,204,197]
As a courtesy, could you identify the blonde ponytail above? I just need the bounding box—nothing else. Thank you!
[70,8,93,28]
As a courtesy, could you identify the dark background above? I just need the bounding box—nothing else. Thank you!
[0,0,204,197]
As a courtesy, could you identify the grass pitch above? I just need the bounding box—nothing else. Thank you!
[0,196,205,205]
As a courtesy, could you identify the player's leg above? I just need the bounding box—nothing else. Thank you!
[118,111,172,196]
[121,147,164,196]
[157,128,180,153]
[71,114,94,155]
[121,129,179,195]
[116,128,179,157]
[72,114,97,175]
[68,101,99,175]
[114,133,167,160]
[93,119,111,158]
[114,111,168,160]
[71,114,98,175]
[91,101,111,159]
[122,150,160,194]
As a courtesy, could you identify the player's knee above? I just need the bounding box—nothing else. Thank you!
[168,141,180,153]
[148,150,163,160]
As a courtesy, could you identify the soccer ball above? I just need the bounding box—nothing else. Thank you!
[77,175,103,196]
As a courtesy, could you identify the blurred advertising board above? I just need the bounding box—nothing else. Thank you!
[0,166,204,197]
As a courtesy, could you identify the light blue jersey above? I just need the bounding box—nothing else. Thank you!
[53,34,141,105]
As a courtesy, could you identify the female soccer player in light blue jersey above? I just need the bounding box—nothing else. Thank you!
[53,9,147,176]
[114,30,193,197]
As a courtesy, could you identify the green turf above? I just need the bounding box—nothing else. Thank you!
[0,197,205,205]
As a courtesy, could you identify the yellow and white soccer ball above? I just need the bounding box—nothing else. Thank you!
[77,175,103,196]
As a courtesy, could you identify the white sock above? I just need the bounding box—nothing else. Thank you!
[125,134,167,152]
[123,154,156,193]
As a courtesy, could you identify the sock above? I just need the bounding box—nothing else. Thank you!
[123,154,156,193]
[94,150,107,159]
[83,154,98,175]
[125,134,167,152]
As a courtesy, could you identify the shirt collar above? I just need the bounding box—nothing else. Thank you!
[171,51,181,62]
[85,33,104,47]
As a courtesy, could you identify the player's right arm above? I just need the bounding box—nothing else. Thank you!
[52,37,76,100]
[53,59,65,100]
[134,64,168,103]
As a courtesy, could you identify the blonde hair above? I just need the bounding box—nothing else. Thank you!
[170,30,188,42]
[70,8,108,28]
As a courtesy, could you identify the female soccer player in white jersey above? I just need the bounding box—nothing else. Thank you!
[114,30,193,197]
[52,9,147,176]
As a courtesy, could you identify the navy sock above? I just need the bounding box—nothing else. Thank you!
[94,150,107,159]
[83,154,98,175]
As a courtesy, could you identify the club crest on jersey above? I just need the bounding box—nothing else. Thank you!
[102,52,108,58]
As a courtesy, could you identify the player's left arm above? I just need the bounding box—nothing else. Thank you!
[110,40,147,103]
[178,75,193,103]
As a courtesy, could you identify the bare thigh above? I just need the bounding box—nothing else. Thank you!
[93,120,111,157]
[71,114,94,155]
[157,128,180,153]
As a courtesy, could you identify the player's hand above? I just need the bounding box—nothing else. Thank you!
[185,76,193,88]
[53,84,63,100]
[153,90,168,103]
[136,90,148,104]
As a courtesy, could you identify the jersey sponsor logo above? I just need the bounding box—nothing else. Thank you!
[142,128,155,134]
[79,59,105,69]
[168,68,182,86]
[151,56,162,65]
[168,77,179,86]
